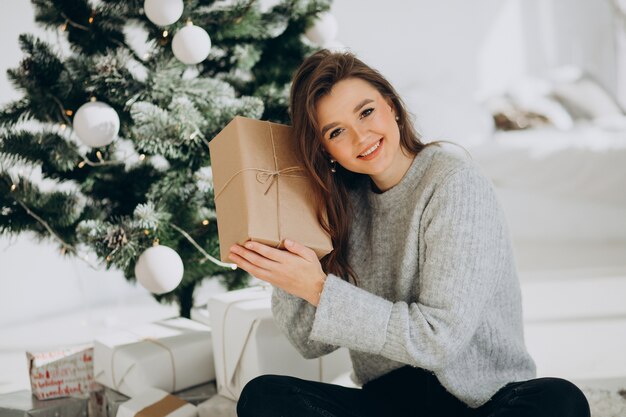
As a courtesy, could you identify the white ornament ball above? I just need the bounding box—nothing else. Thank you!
[134,245,184,294]
[305,12,338,46]
[172,25,211,65]
[72,101,119,148]
[144,0,184,26]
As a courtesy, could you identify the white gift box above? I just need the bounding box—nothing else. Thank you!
[94,317,215,397]
[27,343,99,400]
[208,285,351,401]
[116,387,197,417]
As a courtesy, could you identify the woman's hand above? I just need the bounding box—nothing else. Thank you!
[228,239,327,306]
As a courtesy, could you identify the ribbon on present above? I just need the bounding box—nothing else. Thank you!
[135,393,188,417]
[218,285,324,400]
[95,336,178,394]
[213,121,308,249]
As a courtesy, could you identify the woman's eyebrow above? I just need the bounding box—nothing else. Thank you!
[352,98,374,113]
[320,98,375,137]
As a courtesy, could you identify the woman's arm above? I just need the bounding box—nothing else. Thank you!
[271,285,339,359]
[309,167,508,370]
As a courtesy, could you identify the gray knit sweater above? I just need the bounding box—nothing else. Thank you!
[271,144,536,408]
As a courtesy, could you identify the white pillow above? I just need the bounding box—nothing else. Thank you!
[551,77,624,120]
[506,76,574,130]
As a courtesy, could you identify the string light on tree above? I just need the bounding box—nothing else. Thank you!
[144,0,184,27]
[172,21,211,65]
[305,12,338,47]
[72,101,120,148]
[134,244,184,294]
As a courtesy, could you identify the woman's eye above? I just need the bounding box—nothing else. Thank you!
[329,128,342,139]
[360,108,374,118]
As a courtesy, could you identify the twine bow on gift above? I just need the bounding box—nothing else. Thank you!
[255,166,305,195]
[213,121,308,248]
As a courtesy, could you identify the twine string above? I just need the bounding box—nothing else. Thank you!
[220,285,271,399]
[109,336,177,392]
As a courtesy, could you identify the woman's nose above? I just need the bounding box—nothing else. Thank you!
[353,124,373,145]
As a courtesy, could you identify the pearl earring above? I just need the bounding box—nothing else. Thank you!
[330,158,336,173]
[395,115,400,122]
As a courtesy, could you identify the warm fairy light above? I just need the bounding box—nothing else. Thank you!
[202,219,209,226]
[189,132,198,139]
[186,19,193,26]
[60,123,67,130]
[90,96,97,102]
[88,16,94,24]
[78,161,86,168]
[143,53,150,60]
[96,151,103,160]
[139,154,146,161]
[65,109,73,116]
[144,229,150,235]
[162,30,169,37]
[60,22,68,31]
[106,256,111,261]
[10,184,17,191]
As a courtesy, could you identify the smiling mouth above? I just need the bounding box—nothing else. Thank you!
[357,138,383,158]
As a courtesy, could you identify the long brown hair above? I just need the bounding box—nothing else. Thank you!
[289,49,438,284]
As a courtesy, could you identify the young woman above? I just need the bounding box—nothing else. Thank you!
[227,50,591,417]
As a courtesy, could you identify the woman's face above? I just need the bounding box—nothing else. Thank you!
[315,77,406,187]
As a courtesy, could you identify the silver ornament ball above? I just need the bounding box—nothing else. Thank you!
[144,0,184,26]
[72,101,119,148]
[134,245,184,294]
[305,12,338,47]
[172,24,212,65]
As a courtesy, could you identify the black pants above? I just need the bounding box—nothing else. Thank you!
[237,366,591,417]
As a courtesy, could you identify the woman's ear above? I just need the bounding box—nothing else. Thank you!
[385,97,396,115]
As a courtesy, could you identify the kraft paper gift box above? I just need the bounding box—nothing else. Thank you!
[115,388,196,417]
[208,116,333,262]
[207,285,352,401]
[0,390,88,417]
[27,344,99,400]
[94,318,215,398]
[104,383,216,417]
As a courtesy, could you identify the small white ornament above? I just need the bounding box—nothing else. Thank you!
[305,12,338,47]
[172,25,211,65]
[134,245,184,294]
[144,0,184,26]
[73,101,119,148]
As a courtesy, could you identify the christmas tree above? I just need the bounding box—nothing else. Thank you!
[0,0,336,318]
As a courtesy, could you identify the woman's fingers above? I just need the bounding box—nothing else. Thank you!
[243,241,290,263]
[283,239,316,262]
[227,251,272,282]
[229,244,278,271]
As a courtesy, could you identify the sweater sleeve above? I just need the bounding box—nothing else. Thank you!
[271,285,339,359]
[309,166,507,370]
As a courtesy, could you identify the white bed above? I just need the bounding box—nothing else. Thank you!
[468,122,626,272]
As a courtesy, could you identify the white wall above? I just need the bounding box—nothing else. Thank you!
[0,0,621,324]
[331,0,617,98]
